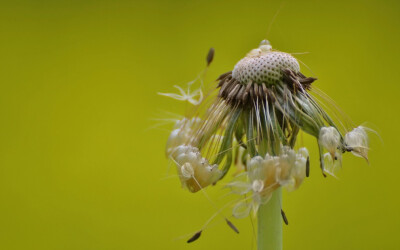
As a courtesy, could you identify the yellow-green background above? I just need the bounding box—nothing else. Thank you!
[0,0,399,249]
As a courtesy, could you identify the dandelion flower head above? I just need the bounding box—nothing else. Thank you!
[161,40,370,226]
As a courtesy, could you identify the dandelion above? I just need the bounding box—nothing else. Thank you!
[161,41,369,249]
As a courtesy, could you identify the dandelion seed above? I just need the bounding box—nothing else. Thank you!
[226,219,240,234]
[345,126,369,161]
[319,126,341,159]
[158,85,203,105]
[281,209,289,225]
[187,231,202,243]
[165,117,201,156]
[323,152,342,178]
[207,47,215,66]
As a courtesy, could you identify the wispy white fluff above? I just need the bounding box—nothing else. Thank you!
[345,126,369,161]
[158,85,203,105]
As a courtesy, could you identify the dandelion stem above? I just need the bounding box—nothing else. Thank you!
[256,122,283,250]
[257,187,282,250]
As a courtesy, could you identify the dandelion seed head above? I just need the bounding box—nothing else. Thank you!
[162,41,371,234]
[232,42,300,85]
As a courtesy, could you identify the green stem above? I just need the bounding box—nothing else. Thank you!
[249,104,285,250]
[257,187,282,250]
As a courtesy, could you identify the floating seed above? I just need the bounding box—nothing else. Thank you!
[206,48,215,66]
[226,219,239,234]
[187,231,202,243]
[281,209,289,225]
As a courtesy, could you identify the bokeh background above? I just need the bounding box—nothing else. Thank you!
[0,0,399,249]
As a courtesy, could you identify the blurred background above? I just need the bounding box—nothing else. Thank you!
[0,0,399,249]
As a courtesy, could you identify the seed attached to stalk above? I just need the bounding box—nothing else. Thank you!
[206,47,215,66]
